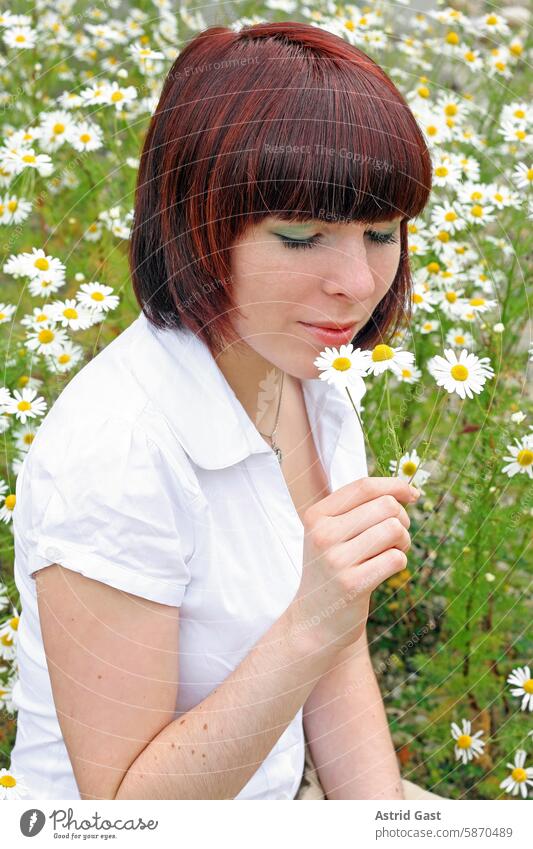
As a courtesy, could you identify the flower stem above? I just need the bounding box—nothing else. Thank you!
[345,386,387,476]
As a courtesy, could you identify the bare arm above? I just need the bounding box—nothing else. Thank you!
[115,610,337,799]
[302,629,404,800]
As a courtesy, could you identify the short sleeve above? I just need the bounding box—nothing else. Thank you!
[16,414,195,607]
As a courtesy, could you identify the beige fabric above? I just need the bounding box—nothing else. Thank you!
[295,738,444,800]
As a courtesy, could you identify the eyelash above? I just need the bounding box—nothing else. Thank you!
[276,230,399,250]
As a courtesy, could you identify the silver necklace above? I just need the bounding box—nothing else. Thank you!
[257,370,285,464]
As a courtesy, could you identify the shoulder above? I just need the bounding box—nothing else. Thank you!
[21,315,201,502]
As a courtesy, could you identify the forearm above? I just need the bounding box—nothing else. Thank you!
[115,609,337,800]
[303,637,404,800]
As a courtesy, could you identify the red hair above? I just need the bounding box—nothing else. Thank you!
[130,20,432,355]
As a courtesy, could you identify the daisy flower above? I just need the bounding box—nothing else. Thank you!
[0,767,29,800]
[446,327,475,349]
[450,718,486,765]
[501,437,533,479]
[24,325,70,356]
[428,349,494,400]
[3,387,47,424]
[44,340,84,374]
[314,344,371,401]
[499,750,533,799]
[65,120,104,153]
[0,486,16,523]
[366,344,415,377]
[2,25,36,50]
[513,162,533,190]
[0,302,15,325]
[18,247,66,284]
[506,665,533,710]
[0,609,19,661]
[395,364,422,384]
[76,282,120,313]
[49,298,94,331]
[419,319,439,334]
[389,449,431,492]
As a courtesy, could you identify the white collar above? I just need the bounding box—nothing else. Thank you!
[132,311,359,475]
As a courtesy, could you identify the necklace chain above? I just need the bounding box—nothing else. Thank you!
[257,370,285,464]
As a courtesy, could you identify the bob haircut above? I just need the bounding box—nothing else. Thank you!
[130,20,432,356]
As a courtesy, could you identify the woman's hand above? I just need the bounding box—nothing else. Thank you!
[289,477,420,655]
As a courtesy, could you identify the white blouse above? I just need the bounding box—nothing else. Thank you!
[9,310,368,800]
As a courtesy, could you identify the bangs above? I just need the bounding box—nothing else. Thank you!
[217,55,431,229]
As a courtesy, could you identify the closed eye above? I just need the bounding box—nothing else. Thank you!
[275,229,399,250]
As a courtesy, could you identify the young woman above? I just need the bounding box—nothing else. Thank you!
[10,20,440,800]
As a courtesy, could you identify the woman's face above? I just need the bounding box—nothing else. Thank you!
[228,213,403,379]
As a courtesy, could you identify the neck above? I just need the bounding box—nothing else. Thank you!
[216,343,296,435]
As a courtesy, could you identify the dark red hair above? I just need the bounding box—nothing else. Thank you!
[130,20,432,355]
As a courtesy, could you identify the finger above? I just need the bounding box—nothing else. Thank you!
[321,495,410,545]
[336,516,411,567]
[312,476,420,520]
[347,547,409,596]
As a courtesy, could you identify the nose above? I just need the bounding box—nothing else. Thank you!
[321,233,377,303]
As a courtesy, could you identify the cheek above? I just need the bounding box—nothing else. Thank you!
[373,245,402,290]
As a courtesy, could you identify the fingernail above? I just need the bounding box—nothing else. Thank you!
[410,487,420,498]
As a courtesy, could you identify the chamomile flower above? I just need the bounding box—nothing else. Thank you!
[513,162,533,190]
[419,319,439,334]
[499,750,533,799]
[395,364,422,384]
[366,344,415,377]
[65,120,104,153]
[428,349,494,400]
[501,437,533,479]
[44,340,84,374]
[0,609,19,661]
[450,718,486,765]
[506,665,533,710]
[314,344,370,401]
[389,449,431,491]
[49,298,94,331]
[446,327,475,348]
[24,324,70,356]
[0,302,15,325]
[76,282,119,313]
[3,387,47,424]
[0,767,29,800]
[0,486,15,523]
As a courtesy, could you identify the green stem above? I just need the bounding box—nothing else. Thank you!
[345,385,387,476]
[406,390,450,485]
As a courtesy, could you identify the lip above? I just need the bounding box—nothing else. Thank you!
[298,321,358,345]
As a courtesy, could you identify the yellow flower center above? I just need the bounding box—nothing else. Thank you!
[413,293,423,303]
[9,615,19,630]
[470,297,485,306]
[517,450,533,468]
[445,104,458,116]
[91,291,104,301]
[63,307,78,319]
[451,364,468,381]
[58,353,71,364]
[513,109,525,119]
[427,262,440,273]
[457,734,472,749]
[111,90,124,102]
[8,199,17,211]
[372,344,394,362]
[17,400,31,411]
[435,166,448,177]
[344,20,355,31]
[418,86,430,98]
[464,51,476,62]
[445,211,457,221]
[511,767,527,783]
[38,328,54,343]
[515,129,526,141]
[471,204,483,217]
[34,257,49,271]
[401,369,412,378]
[455,335,465,344]
[53,123,65,135]
[445,32,459,45]
[24,433,34,445]
[522,678,533,693]
[445,291,457,303]
[0,774,17,788]
[437,230,450,242]
[332,357,352,372]
[402,461,417,475]
[5,494,16,511]
[426,125,438,136]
